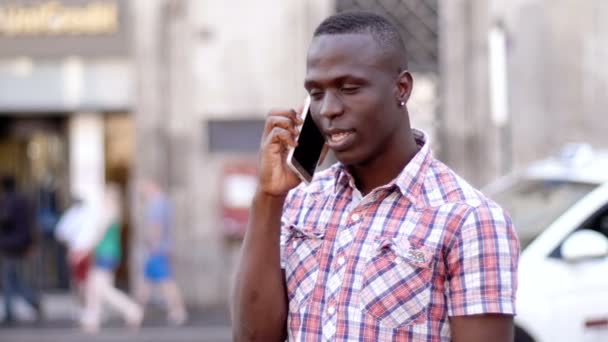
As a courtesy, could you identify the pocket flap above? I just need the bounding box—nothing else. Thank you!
[287,224,325,240]
[375,237,433,269]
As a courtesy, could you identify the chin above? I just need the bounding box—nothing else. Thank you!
[334,149,367,167]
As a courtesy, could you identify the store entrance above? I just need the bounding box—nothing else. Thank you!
[0,113,134,292]
[0,115,71,291]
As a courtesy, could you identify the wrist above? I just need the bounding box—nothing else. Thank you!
[254,188,287,206]
[244,189,287,237]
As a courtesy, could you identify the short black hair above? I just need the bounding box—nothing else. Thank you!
[314,11,408,69]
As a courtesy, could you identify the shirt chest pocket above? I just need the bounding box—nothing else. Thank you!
[359,237,434,329]
[284,225,324,311]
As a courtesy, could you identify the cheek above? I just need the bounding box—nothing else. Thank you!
[359,99,393,133]
[362,107,401,150]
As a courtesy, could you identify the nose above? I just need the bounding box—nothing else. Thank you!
[319,91,344,120]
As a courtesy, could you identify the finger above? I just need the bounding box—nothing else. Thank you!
[267,108,299,123]
[295,106,305,125]
[267,126,297,148]
[264,109,300,134]
[295,105,305,121]
[264,115,299,137]
[261,125,294,150]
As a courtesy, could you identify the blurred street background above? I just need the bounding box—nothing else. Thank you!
[0,0,607,341]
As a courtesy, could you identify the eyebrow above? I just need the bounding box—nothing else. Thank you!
[304,75,368,89]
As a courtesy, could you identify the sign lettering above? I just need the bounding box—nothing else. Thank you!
[0,1,118,36]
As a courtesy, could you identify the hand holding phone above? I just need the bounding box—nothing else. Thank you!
[287,96,328,184]
[257,107,304,196]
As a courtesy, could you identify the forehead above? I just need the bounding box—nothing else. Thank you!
[306,33,390,82]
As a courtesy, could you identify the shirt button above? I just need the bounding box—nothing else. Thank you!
[337,256,345,265]
[292,241,297,248]
[351,213,360,222]
[327,306,336,315]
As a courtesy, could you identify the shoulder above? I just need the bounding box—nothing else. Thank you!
[419,158,515,238]
[419,157,501,210]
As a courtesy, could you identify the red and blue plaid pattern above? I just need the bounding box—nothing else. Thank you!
[280,129,520,341]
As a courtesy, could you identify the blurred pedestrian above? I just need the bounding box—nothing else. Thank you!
[136,178,187,326]
[0,176,42,325]
[54,196,93,309]
[80,184,142,333]
[36,175,66,289]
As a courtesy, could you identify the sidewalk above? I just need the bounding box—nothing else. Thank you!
[0,325,232,342]
[1,293,231,325]
[0,294,232,342]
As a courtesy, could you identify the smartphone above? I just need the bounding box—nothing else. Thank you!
[286,96,327,184]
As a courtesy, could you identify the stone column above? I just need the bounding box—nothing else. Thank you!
[129,0,167,290]
[438,0,505,186]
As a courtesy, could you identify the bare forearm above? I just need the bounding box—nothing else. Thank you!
[450,314,514,342]
[231,191,288,341]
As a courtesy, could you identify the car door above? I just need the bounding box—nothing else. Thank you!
[543,204,608,342]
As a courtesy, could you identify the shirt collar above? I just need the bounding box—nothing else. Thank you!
[333,129,432,205]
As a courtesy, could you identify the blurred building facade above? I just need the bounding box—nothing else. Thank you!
[0,0,134,289]
[440,0,608,186]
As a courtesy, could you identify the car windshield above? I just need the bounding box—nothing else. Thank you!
[489,179,598,250]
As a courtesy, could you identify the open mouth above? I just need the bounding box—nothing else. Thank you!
[326,130,356,150]
[328,131,354,144]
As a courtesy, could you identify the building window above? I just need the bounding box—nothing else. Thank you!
[207,119,265,153]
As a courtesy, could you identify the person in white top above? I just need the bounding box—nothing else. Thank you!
[55,196,94,307]
[78,184,143,333]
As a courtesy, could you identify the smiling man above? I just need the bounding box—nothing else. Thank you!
[232,11,520,342]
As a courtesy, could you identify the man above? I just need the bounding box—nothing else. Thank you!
[232,11,519,342]
[0,176,42,324]
[137,178,187,326]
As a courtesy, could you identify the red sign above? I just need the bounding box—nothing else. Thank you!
[220,160,257,239]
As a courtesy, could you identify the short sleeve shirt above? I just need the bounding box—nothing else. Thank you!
[146,195,172,254]
[280,129,520,341]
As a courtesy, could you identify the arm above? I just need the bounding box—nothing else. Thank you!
[446,204,520,342]
[232,191,289,341]
[450,314,514,342]
[231,108,303,341]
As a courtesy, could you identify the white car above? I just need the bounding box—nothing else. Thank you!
[485,145,608,342]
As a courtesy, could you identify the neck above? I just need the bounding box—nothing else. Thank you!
[350,128,419,196]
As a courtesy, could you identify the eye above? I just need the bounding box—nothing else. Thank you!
[309,89,324,100]
[341,85,360,94]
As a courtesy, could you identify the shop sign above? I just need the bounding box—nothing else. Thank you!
[0,1,118,36]
[0,0,128,58]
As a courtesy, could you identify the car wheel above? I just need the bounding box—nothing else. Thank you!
[515,326,535,342]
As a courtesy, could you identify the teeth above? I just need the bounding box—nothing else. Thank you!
[330,131,352,142]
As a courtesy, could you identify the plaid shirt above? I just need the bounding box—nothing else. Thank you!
[280,129,519,341]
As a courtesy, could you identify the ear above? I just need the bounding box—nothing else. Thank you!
[394,71,413,105]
